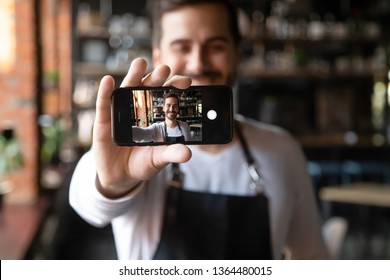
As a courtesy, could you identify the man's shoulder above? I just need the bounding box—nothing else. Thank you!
[178,120,190,127]
[235,114,288,136]
[235,114,298,148]
[151,122,164,128]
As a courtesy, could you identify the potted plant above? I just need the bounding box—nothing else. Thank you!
[0,129,23,208]
[0,129,23,177]
[39,115,67,189]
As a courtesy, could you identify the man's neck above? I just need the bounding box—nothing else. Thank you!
[165,118,178,128]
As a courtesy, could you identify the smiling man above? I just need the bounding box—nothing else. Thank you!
[132,91,191,143]
[70,0,329,260]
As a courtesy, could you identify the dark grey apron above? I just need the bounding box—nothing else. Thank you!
[164,122,185,143]
[153,122,273,259]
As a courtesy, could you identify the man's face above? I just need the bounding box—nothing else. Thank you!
[163,96,179,120]
[153,3,239,86]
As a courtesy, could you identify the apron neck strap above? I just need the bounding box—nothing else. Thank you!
[170,120,265,193]
[234,121,255,165]
[164,121,182,138]
[235,121,265,193]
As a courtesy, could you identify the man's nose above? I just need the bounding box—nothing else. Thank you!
[186,47,207,74]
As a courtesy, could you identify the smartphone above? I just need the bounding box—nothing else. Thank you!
[111,85,233,146]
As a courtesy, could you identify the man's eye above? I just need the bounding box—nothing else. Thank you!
[172,44,190,54]
[208,44,226,52]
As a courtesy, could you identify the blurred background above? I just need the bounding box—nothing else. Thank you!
[1,0,390,260]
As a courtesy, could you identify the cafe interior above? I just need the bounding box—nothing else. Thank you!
[1,0,390,260]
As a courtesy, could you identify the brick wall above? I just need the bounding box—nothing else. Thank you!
[41,0,72,116]
[0,0,72,204]
[1,0,39,204]
[57,0,72,115]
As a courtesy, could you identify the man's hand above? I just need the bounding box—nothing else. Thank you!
[92,58,192,198]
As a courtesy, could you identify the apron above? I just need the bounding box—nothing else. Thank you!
[164,121,185,143]
[153,121,273,259]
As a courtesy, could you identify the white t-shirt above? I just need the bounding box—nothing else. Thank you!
[69,115,329,259]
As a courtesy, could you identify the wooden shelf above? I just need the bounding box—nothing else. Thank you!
[250,36,382,47]
[240,69,377,81]
[77,27,151,44]
[297,134,389,148]
[77,62,129,77]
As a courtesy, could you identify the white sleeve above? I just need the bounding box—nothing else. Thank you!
[282,137,330,259]
[132,124,161,142]
[69,150,143,227]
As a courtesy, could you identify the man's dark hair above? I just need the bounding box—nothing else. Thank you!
[163,91,180,106]
[151,0,241,48]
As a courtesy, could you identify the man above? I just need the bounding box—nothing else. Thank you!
[132,91,191,143]
[70,0,329,259]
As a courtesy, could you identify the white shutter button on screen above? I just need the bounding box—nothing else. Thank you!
[207,110,217,120]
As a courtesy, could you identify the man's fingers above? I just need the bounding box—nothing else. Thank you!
[95,75,115,125]
[154,144,192,169]
[142,64,171,86]
[120,58,148,87]
[121,58,192,89]
[163,75,192,89]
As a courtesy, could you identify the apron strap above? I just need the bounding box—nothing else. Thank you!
[169,120,265,193]
[164,121,183,139]
[234,121,255,165]
[170,162,182,188]
[234,121,265,194]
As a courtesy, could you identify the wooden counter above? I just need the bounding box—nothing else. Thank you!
[320,182,390,208]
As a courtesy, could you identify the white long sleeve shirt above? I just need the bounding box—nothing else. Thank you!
[69,115,329,260]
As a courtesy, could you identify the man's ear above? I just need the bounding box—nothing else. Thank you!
[152,48,161,65]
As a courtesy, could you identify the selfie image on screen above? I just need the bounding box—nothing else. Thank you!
[130,88,202,144]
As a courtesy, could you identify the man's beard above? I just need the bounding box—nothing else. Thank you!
[181,70,235,86]
[166,111,177,120]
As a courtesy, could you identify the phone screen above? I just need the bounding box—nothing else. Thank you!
[111,86,233,146]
